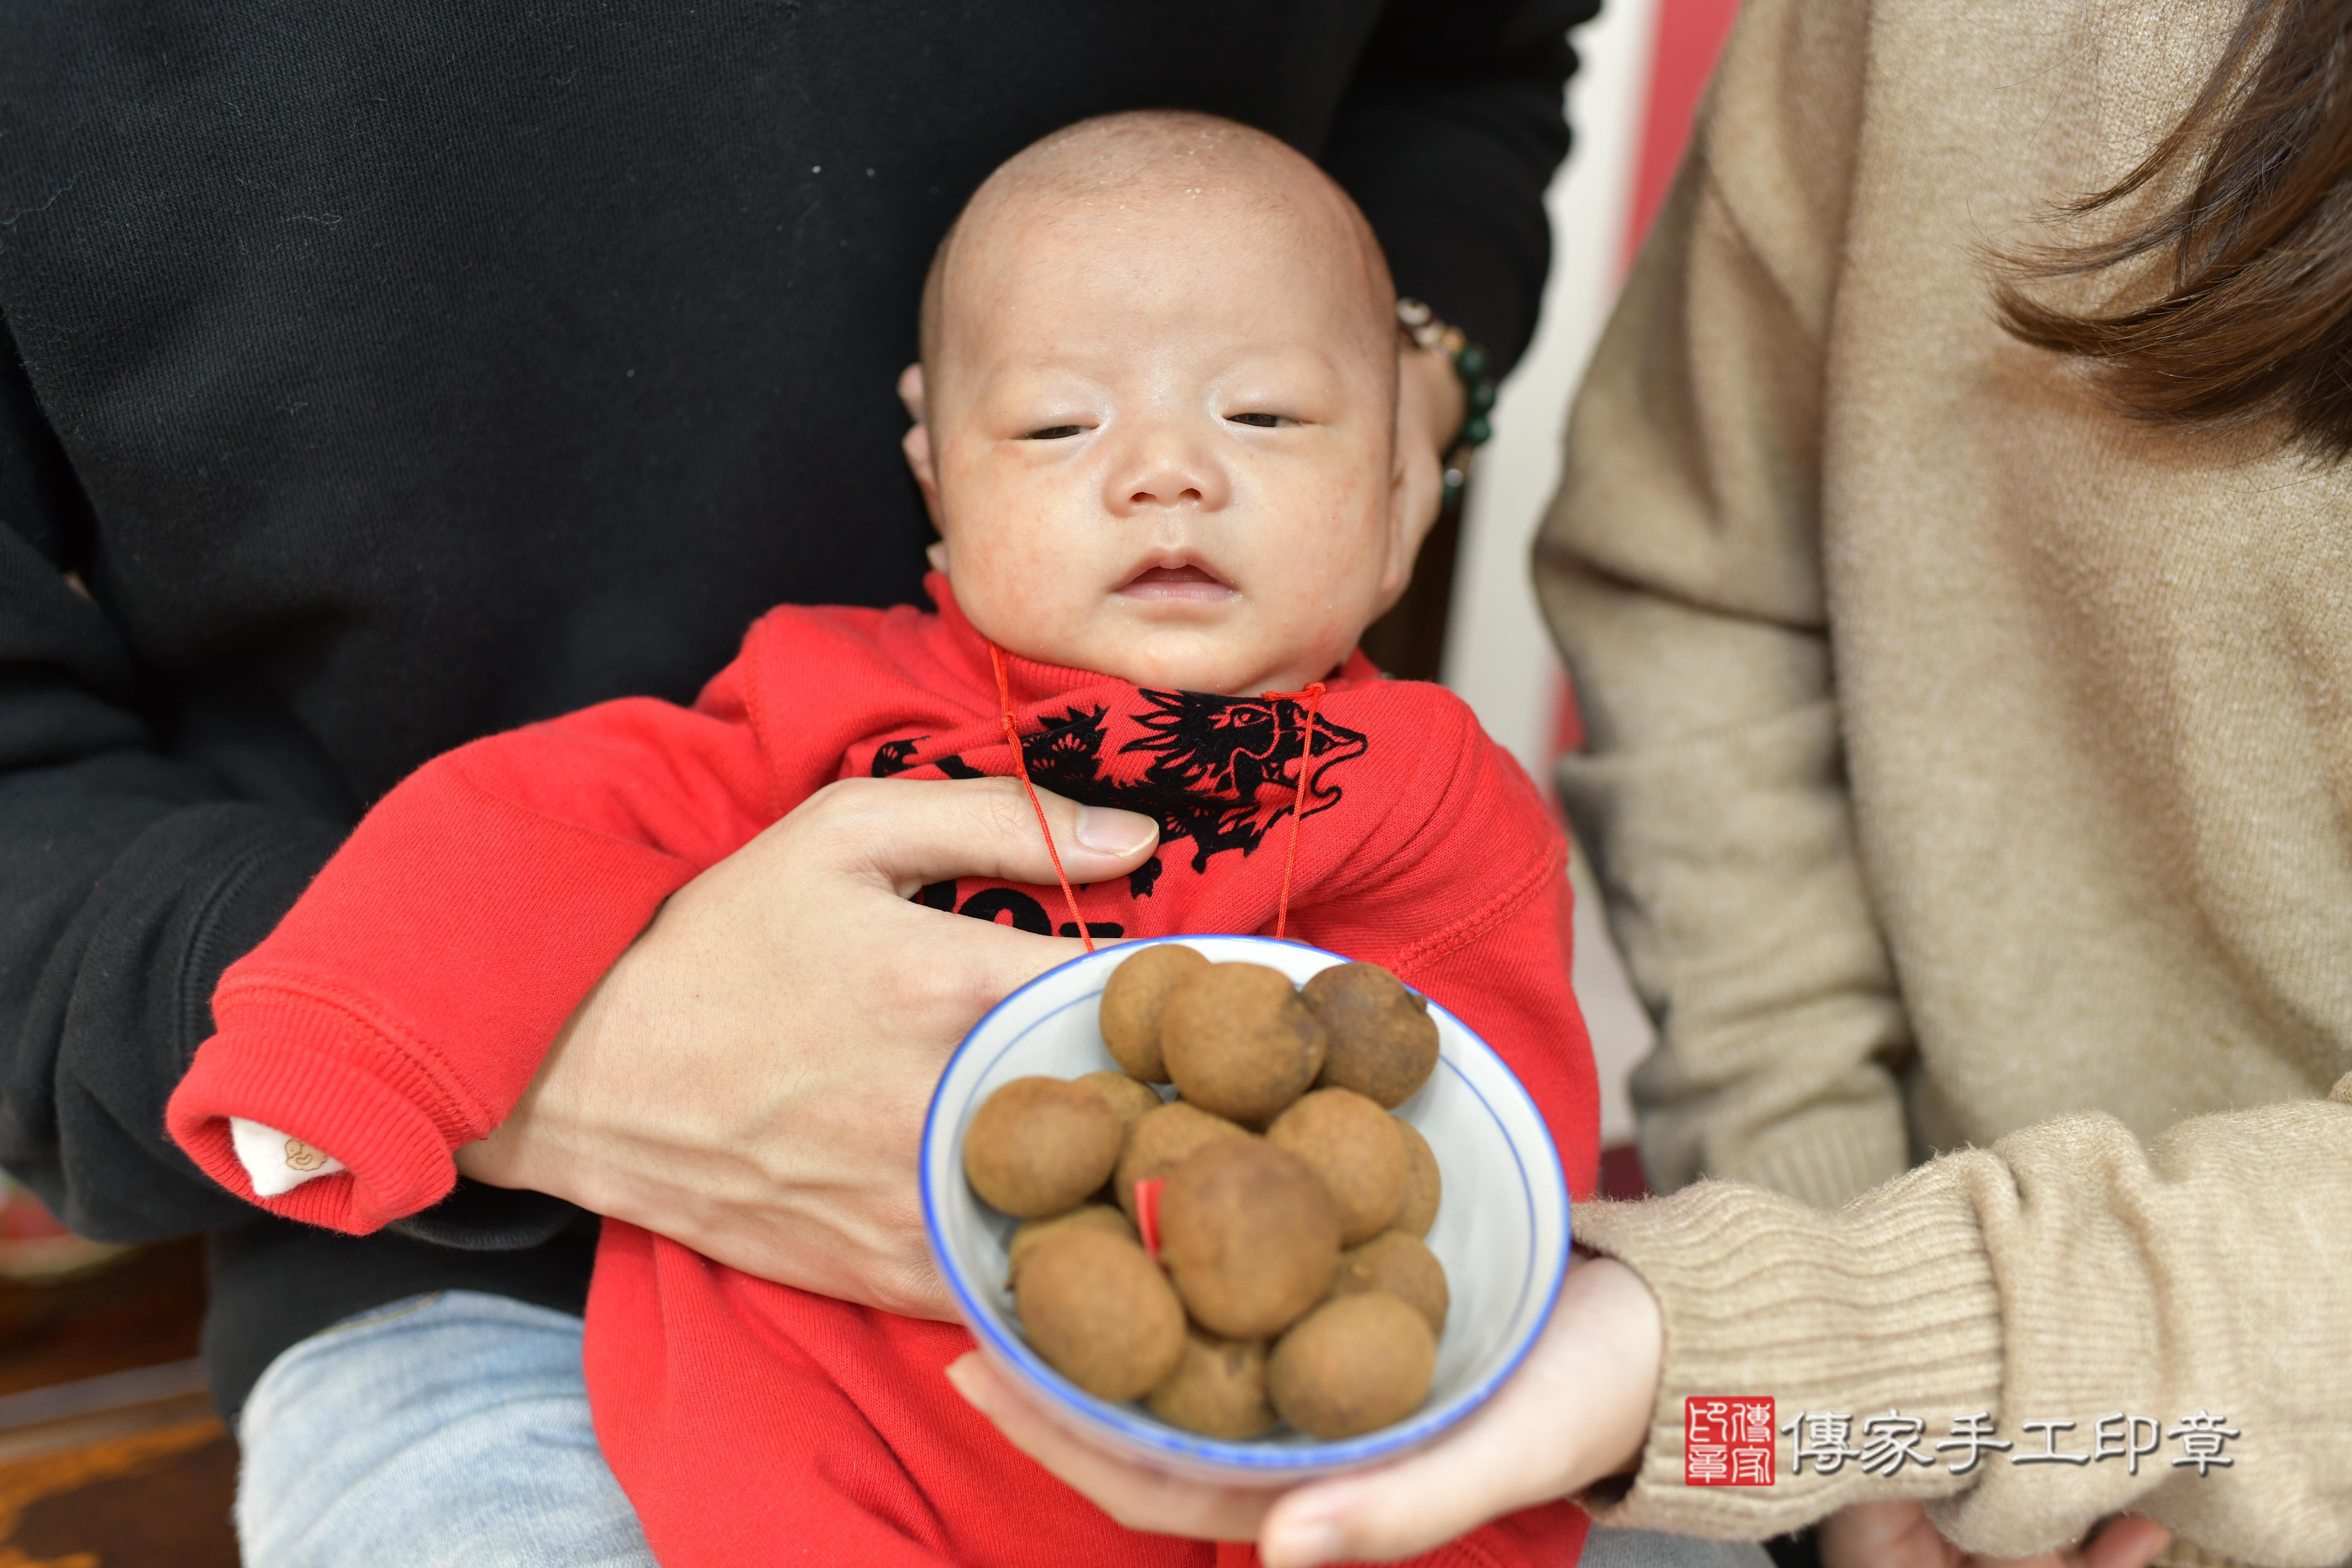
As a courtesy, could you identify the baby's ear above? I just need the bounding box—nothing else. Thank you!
[1377,386,1435,613]
[899,363,944,525]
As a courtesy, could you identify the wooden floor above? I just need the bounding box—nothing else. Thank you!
[0,1238,237,1567]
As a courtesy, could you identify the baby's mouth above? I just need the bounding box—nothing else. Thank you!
[1118,563,1235,603]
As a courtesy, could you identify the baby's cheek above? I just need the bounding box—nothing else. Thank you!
[1310,511,1400,642]
[952,535,1102,656]
[1293,495,1389,591]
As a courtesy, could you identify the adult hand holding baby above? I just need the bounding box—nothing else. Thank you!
[455,776,1160,1321]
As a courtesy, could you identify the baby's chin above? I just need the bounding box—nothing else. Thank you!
[970,592,1351,695]
[1062,628,1333,697]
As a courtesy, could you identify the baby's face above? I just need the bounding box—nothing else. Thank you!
[906,175,1409,696]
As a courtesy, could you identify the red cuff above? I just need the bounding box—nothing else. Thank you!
[167,984,484,1233]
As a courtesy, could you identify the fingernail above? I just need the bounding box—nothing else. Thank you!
[1262,1519,1344,1568]
[1075,805,1157,856]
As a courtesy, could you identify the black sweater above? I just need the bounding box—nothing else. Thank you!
[0,0,1594,1416]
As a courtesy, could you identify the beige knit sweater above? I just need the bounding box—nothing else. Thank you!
[1538,0,2352,1562]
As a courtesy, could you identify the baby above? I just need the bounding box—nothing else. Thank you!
[169,112,1599,1568]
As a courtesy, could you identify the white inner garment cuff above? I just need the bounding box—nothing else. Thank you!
[230,1116,346,1197]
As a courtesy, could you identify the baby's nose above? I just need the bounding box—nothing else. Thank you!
[1107,426,1231,514]
[1132,476,1203,506]
[1129,478,1208,510]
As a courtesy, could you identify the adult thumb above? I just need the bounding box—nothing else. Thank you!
[814,776,1160,895]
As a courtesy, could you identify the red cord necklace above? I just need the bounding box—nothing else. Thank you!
[1258,680,1325,942]
[986,644,1325,949]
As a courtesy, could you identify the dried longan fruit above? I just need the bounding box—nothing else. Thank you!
[1303,964,1439,1109]
[1392,1118,1441,1238]
[1113,1100,1251,1222]
[1077,1070,1163,1132]
[963,1076,1122,1219]
[1005,1204,1136,1290]
[1267,1292,1436,1440]
[1157,1138,1340,1339]
[1099,944,1209,1082]
[1145,1329,1276,1439]
[1328,1231,1449,1337]
[1015,1227,1187,1402]
[1266,1087,1406,1246]
[1160,964,1326,1127]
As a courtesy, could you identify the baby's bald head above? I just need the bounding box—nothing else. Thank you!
[899,112,1418,698]
[918,111,1396,410]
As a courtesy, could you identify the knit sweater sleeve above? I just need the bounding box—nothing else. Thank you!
[1532,0,1908,1208]
[1571,1075,2352,1564]
[164,648,777,1233]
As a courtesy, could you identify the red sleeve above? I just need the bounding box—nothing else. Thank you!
[166,645,778,1233]
[1291,699,1601,1200]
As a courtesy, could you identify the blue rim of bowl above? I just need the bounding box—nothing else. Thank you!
[920,933,1572,1474]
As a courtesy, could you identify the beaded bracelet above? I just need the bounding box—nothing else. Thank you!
[1396,297,1499,507]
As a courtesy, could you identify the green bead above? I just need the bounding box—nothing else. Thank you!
[1455,344,1491,381]
[1467,379,1497,415]
[1462,415,1492,446]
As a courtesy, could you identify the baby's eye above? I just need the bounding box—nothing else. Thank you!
[1022,425,1088,441]
[1226,412,1289,428]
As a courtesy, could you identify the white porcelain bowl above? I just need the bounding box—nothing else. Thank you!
[920,934,1571,1484]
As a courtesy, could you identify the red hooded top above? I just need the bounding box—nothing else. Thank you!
[170,577,1599,1568]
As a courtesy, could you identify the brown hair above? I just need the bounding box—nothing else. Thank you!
[1994,0,2352,458]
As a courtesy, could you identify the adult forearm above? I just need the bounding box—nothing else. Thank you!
[0,751,343,1238]
[1322,0,1596,375]
[1543,557,1913,1205]
[0,304,357,1239]
[1575,1076,2352,1565]
[1535,13,1906,1206]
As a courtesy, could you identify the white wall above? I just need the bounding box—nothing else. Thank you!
[1439,1,1660,1145]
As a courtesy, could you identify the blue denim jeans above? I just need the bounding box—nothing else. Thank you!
[236,1288,1775,1568]
[235,1290,657,1568]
